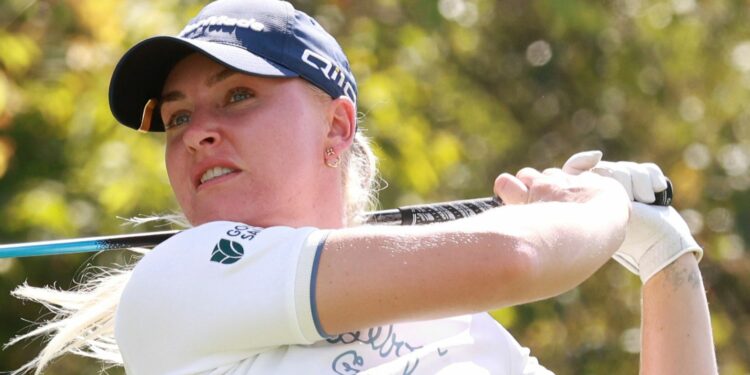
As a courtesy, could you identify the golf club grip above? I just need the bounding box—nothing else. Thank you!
[364,179,673,225]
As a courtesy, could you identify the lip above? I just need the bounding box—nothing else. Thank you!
[196,169,241,191]
[192,160,242,191]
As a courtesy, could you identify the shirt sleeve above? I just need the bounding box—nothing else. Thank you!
[115,221,329,374]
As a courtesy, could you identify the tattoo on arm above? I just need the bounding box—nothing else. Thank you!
[664,263,703,291]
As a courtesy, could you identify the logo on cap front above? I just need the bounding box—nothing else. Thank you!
[179,15,265,37]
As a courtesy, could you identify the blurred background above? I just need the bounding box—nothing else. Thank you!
[0,0,748,373]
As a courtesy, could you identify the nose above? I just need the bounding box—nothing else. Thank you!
[182,111,221,153]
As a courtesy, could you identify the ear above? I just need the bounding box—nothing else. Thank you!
[325,97,356,153]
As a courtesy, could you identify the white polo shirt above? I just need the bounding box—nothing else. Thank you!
[115,221,553,374]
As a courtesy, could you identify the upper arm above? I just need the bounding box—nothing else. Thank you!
[116,222,326,373]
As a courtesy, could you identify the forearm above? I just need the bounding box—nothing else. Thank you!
[316,195,628,334]
[640,253,717,374]
[465,197,628,301]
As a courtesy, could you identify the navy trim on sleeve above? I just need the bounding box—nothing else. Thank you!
[309,231,331,338]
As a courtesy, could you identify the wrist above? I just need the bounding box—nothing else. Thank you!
[613,205,703,284]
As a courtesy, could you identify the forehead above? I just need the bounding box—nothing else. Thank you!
[158,53,333,112]
[162,53,227,91]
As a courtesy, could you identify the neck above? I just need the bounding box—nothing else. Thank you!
[306,169,348,229]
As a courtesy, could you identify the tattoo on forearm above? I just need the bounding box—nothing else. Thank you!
[665,264,703,290]
[687,269,702,289]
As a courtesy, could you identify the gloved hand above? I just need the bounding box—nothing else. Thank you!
[562,150,669,204]
[617,203,703,283]
[562,150,701,283]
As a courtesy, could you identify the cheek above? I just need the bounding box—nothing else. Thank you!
[164,144,178,180]
[164,144,191,198]
[275,109,326,156]
[242,115,320,163]
[271,132,320,170]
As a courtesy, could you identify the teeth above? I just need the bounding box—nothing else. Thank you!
[200,167,235,184]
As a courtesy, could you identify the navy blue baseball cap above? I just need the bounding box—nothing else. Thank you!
[109,0,357,132]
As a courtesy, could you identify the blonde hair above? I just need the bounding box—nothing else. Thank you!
[343,132,380,225]
[6,267,135,374]
[7,90,379,374]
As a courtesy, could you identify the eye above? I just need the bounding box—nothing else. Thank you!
[164,111,191,130]
[227,88,254,104]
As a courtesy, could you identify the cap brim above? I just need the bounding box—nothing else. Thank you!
[109,36,299,131]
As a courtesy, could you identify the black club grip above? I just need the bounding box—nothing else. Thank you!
[364,179,673,226]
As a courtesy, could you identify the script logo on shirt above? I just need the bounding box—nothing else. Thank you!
[327,325,449,374]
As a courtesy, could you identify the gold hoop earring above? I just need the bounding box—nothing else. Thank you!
[325,147,340,168]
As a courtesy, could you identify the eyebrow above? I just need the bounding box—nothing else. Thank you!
[159,68,240,103]
[160,91,185,103]
[206,68,239,87]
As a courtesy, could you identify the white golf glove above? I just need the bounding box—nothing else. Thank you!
[617,203,703,283]
[562,150,702,283]
[562,150,669,203]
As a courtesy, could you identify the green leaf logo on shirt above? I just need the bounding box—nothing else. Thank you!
[210,238,244,264]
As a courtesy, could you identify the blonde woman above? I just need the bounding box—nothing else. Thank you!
[10,0,716,374]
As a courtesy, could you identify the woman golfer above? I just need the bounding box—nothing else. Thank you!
[10,0,716,374]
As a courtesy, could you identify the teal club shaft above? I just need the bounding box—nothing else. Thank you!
[0,231,179,258]
[0,197,501,258]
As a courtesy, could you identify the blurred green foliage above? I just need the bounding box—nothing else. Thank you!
[1,0,748,373]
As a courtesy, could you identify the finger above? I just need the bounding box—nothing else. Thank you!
[542,167,566,176]
[562,150,603,175]
[515,167,544,188]
[621,162,656,203]
[609,165,635,201]
[593,161,636,200]
[642,162,668,192]
[494,173,529,205]
[591,161,616,179]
